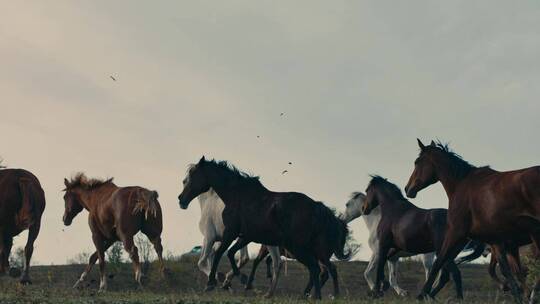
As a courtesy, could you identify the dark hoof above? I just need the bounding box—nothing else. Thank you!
[367,289,383,298]
[216,272,226,283]
[221,281,231,290]
[239,273,248,285]
[382,280,391,292]
[245,283,253,290]
[205,279,217,292]
[19,278,32,285]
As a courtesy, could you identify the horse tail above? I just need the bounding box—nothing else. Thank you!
[333,217,351,261]
[314,202,351,261]
[132,189,160,219]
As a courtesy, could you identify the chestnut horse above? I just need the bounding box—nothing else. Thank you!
[178,157,350,299]
[62,173,165,291]
[0,168,45,284]
[362,175,462,299]
[405,139,540,303]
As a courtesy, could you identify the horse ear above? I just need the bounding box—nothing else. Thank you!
[430,140,436,147]
[417,138,426,150]
[64,178,70,188]
[199,156,206,163]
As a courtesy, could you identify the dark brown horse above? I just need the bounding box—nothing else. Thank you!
[0,168,45,284]
[405,139,540,303]
[245,245,337,298]
[178,157,349,299]
[63,173,165,291]
[362,175,463,299]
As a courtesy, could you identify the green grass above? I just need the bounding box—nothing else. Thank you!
[0,257,520,303]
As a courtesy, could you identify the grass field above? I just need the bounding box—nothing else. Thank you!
[0,257,519,303]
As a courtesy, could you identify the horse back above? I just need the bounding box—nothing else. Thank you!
[108,186,162,235]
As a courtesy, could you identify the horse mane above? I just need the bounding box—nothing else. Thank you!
[368,175,407,201]
[313,202,350,260]
[350,191,365,200]
[64,172,114,191]
[428,140,480,178]
[202,159,262,187]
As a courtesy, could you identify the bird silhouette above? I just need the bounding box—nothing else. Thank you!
[281,170,288,175]
[110,76,116,81]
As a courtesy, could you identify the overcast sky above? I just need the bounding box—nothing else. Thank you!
[1,1,540,265]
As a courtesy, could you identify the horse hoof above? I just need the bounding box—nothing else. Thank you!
[221,282,231,290]
[19,278,32,285]
[398,290,409,297]
[245,284,253,291]
[239,273,248,285]
[382,280,391,292]
[216,272,226,283]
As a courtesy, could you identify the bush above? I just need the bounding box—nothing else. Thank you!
[67,251,92,265]
[107,242,124,265]
[9,247,25,269]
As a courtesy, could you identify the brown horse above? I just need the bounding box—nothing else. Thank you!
[362,175,462,299]
[178,157,350,299]
[63,173,165,291]
[405,139,540,303]
[0,168,45,284]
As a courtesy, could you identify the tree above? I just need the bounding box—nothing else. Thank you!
[107,242,124,266]
[9,247,25,269]
[135,233,154,273]
[344,230,362,261]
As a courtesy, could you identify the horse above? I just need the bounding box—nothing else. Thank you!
[196,189,282,289]
[404,139,540,303]
[245,245,339,298]
[362,175,463,299]
[341,191,435,296]
[62,173,165,291]
[178,157,350,299]
[0,168,45,284]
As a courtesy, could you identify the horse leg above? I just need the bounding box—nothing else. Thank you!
[245,245,268,290]
[494,244,523,304]
[264,245,282,298]
[417,232,467,300]
[297,254,321,299]
[363,252,378,293]
[436,261,462,299]
[20,222,40,285]
[428,266,450,298]
[224,245,250,286]
[387,257,407,296]
[121,236,143,288]
[222,237,250,289]
[91,234,109,292]
[206,230,236,292]
[197,237,215,278]
[73,240,114,289]
[2,236,13,275]
[508,246,529,298]
[528,233,540,304]
[321,260,339,299]
[421,253,435,281]
[265,256,272,278]
[487,250,507,291]
[141,226,165,278]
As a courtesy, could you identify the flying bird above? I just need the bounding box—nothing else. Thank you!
[281,170,288,175]
[280,112,284,116]
[288,162,292,165]
[110,76,116,81]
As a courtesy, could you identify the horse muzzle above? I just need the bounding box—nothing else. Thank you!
[63,214,72,226]
[405,186,418,198]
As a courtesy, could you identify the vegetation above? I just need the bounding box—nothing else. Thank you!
[9,247,25,269]
[0,256,520,303]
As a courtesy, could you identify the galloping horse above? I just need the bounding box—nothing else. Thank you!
[362,176,463,299]
[0,168,45,284]
[341,191,435,296]
[63,173,165,291]
[196,189,282,289]
[178,157,350,299]
[405,139,540,303]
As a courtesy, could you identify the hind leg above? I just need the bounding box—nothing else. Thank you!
[245,245,269,290]
[494,244,523,303]
[222,237,250,289]
[0,235,13,275]
[121,236,143,288]
[73,240,114,289]
[20,222,40,285]
[388,258,408,296]
[264,246,282,298]
[141,227,165,278]
[321,260,339,298]
[296,254,321,299]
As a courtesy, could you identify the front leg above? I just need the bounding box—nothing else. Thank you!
[222,237,250,289]
[91,233,109,292]
[73,239,114,289]
[373,241,391,298]
[205,228,238,292]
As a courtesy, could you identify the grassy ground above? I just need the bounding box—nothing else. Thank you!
[0,257,519,303]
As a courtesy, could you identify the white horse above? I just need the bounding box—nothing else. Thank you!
[197,189,282,293]
[341,192,435,296]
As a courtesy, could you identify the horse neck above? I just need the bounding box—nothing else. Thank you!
[432,155,472,198]
[204,167,265,206]
[377,192,411,216]
[78,184,117,212]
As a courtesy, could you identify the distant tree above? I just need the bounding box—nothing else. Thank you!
[107,242,124,266]
[0,158,5,169]
[135,233,154,272]
[344,230,362,261]
[9,247,25,269]
[67,251,92,265]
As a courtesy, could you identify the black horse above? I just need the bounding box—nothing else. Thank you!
[362,175,463,299]
[178,157,349,299]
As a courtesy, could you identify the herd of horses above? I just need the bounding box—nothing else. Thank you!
[0,139,539,304]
